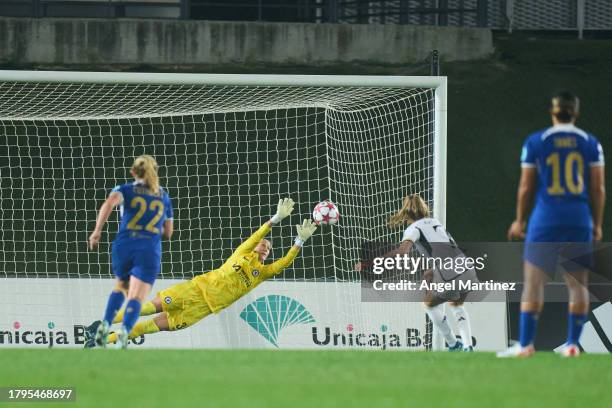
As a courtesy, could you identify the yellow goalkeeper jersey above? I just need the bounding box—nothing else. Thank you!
[193,223,300,313]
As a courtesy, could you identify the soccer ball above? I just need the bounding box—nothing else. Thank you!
[312,201,340,225]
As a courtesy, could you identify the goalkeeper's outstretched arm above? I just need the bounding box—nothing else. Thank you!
[264,219,317,277]
[235,198,296,255]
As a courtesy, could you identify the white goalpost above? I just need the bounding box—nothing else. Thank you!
[0,71,447,349]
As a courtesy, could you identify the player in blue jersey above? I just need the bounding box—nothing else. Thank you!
[88,155,174,349]
[499,91,605,358]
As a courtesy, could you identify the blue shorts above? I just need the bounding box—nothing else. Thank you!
[524,225,593,274]
[111,239,161,285]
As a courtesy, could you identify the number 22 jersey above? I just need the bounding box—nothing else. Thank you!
[112,181,173,245]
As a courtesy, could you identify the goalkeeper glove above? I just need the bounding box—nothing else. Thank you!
[294,219,317,247]
[271,198,295,224]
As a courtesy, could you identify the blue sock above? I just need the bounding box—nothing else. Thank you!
[519,311,539,347]
[567,313,588,345]
[103,290,125,326]
[122,299,142,334]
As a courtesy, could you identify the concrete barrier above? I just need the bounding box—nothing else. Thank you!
[0,17,493,67]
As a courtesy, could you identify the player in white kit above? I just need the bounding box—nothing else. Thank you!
[358,194,476,351]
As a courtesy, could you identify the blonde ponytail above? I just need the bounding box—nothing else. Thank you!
[388,194,430,228]
[131,155,160,194]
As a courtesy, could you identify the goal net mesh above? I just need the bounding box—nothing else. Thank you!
[0,79,437,348]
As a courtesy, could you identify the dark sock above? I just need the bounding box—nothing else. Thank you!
[519,311,538,347]
[566,313,587,345]
[103,291,125,326]
[122,299,142,334]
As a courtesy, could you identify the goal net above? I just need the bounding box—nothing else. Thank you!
[0,72,446,349]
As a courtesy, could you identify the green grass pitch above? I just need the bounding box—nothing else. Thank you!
[1,350,611,408]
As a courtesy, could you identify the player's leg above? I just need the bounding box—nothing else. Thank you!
[109,280,210,344]
[94,278,128,347]
[108,300,210,344]
[424,294,461,351]
[422,269,461,351]
[108,312,167,344]
[109,306,201,344]
[498,260,546,357]
[557,232,592,357]
[130,312,170,339]
[116,274,153,348]
[519,261,546,347]
[94,242,132,347]
[107,297,164,344]
[132,312,170,337]
[447,299,473,351]
[112,295,162,324]
[560,268,589,356]
[115,244,162,348]
[85,295,161,348]
[112,281,184,343]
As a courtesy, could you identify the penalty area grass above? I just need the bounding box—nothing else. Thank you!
[0,349,610,408]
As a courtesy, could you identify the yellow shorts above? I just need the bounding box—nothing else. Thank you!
[157,280,212,331]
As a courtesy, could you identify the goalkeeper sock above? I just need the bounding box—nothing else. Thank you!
[112,301,156,324]
[103,290,125,326]
[112,309,124,325]
[108,319,160,344]
[566,312,587,345]
[425,304,457,347]
[122,299,142,334]
[519,311,539,347]
[129,319,161,339]
[448,304,472,347]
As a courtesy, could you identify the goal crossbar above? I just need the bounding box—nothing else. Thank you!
[0,70,447,90]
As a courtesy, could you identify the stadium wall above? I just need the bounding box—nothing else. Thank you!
[0,278,507,350]
[0,18,493,67]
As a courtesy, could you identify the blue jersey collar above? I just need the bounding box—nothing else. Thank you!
[541,124,588,140]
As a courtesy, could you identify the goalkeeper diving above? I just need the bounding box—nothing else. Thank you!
[85,198,317,346]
